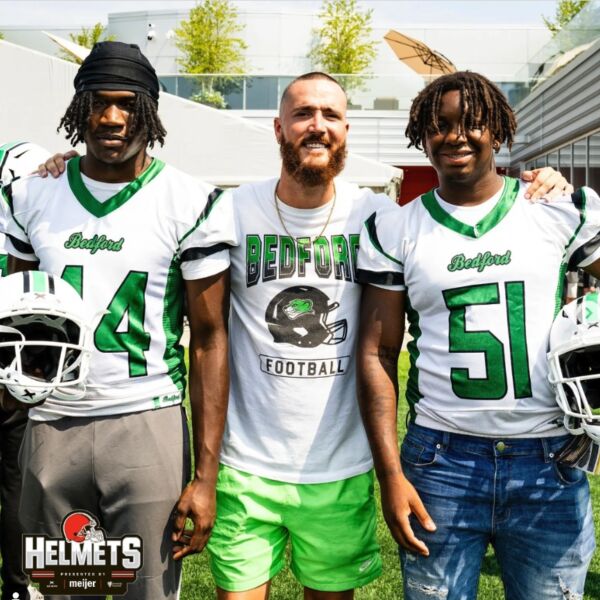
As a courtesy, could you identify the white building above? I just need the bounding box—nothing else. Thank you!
[0,40,402,190]
[1,3,553,200]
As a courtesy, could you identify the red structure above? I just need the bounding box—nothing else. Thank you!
[397,166,507,205]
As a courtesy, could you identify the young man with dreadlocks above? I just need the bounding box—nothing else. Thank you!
[357,71,600,599]
[4,41,230,600]
[0,141,49,600]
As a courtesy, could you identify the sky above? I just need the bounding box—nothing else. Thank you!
[0,0,559,29]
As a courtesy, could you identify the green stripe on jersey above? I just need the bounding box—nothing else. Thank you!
[67,156,165,218]
[421,177,520,239]
[364,212,403,266]
[554,262,568,317]
[563,188,587,260]
[554,189,587,317]
[178,187,225,246]
[1,188,10,210]
[162,255,186,393]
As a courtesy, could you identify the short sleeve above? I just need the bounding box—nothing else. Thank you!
[357,204,405,291]
[2,179,36,261]
[566,187,600,269]
[180,187,239,280]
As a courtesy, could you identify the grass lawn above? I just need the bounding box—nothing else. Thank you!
[179,351,600,599]
[5,352,600,598]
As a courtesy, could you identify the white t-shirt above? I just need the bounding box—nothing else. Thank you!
[358,178,600,437]
[5,156,229,420]
[80,172,128,201]
[195,177,396,483]
[434,186,502,225]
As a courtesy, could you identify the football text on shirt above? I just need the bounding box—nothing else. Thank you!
[246,234,360,287]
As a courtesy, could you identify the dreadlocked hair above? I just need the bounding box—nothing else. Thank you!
[405,71,517,152]
[57,91,167,148]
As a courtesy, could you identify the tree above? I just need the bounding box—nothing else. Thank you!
[543,0,590,36]
[174,0,247,108]
[309,0,378,93]
[58,23,116,64]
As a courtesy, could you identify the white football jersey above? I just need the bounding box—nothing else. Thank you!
[195,177,395,483]
[0,141,50,274]
[358,178,600,437]
[5,157,228,420]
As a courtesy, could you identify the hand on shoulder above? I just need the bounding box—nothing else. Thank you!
[37,150,79,179]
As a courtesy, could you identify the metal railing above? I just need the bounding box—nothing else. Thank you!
[158,73,529,111]
[515,0,600,91]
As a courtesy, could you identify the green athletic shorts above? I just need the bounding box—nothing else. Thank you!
[207,464,382,592]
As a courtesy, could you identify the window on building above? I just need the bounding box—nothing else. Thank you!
[590,134,600,191]
[573,138,587,188]
[547,152,558,170]
[559,145,572,183]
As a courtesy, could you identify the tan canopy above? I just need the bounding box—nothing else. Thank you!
[384,29,456,77]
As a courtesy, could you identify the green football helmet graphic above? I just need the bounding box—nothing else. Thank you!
[265,286,347,348]
[283,298,314,320]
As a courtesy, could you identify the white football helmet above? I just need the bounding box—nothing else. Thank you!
[548,292,600,442]
[0,271,92,404]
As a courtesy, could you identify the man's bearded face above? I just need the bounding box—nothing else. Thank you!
[279,131,347,187]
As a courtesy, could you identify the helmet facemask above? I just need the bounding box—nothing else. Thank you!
[548,293,600,443]
[0,314,89,404]
[0,271,93,405]
[552,345,600,440]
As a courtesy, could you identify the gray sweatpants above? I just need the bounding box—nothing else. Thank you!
[19,405,190,600]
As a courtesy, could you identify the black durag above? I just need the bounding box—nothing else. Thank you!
[74,41,159,101]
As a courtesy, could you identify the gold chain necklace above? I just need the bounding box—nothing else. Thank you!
[273,181,336,240]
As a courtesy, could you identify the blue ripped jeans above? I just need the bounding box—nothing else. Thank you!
[399,423,595,600]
